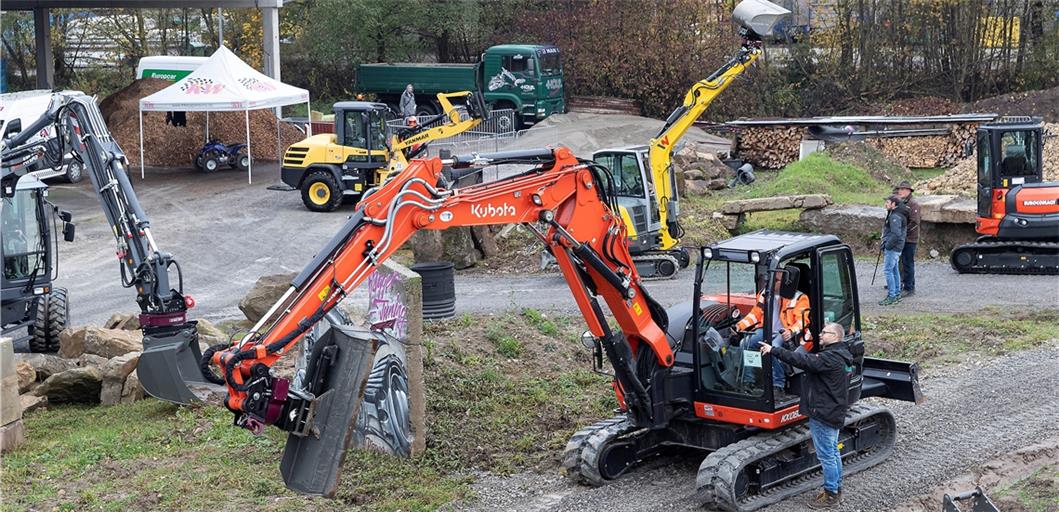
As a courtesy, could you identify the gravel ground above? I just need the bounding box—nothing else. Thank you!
[454,344,1059,512]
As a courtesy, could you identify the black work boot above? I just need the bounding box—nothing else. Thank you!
[807,489,841,509]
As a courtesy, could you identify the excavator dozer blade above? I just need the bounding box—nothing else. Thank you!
[280,324,378,497]
[137,322,217,405]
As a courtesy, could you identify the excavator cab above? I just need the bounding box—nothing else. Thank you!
[974,118,1046,223]
[1,175,74,352]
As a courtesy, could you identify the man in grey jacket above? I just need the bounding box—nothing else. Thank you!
[400,84,417,118]
[894,180,920,297]
[880,195,907,305]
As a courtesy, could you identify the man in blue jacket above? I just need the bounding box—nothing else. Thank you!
[760,321,854,509]
[880,195,907,305]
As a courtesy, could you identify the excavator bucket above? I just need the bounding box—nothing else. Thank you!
[137,322,219,405]
[280,324,378,496]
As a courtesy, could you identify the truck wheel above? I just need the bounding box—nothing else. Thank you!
[64,161,84,183]
[415,102,438,117]
[301,170,342,212]
[30,288,68,353]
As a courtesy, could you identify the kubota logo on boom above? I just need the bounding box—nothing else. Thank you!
[471,202,517,218]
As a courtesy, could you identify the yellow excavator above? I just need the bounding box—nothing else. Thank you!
[281,91,488,212]
[592,0,787,278]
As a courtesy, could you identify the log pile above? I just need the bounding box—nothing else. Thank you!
[869,123,977,169]
[101,78,306,168]
[735,127,802,169]
[918,122,1059,196]
[567,96,643,115]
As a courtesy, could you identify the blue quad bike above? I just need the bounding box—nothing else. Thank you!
[194,140,250,173]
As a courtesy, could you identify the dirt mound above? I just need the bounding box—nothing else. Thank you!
[918,122,1059,196]
[499,112,733,157]
[881,96,962,116]
[100,78,305,167]
[968,85,1059,122]
[824,141,913,184]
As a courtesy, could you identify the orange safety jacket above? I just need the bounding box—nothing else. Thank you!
[735,290,810,334]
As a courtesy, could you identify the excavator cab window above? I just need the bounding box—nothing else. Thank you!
[367,109,389,159]
[595,152,645,198]
[1,188,46,281]
[998,130,1039,179]
[977,131,993,218]
[696,260,767,399]
[343,111,368,149]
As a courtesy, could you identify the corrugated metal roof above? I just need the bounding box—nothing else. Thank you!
[726,113,997,126]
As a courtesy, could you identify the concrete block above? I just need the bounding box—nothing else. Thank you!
[1,338,22,425]
[0,420,26,453]
[358,260,426,456]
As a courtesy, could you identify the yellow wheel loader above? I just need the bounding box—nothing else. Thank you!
[281,91,488,212]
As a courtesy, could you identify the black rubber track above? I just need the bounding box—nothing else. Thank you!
[695,404,896,512]
[950,240,1059,275]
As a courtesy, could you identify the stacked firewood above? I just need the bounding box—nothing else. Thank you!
[918,122,1059,196]
[735,126,802,169]
[870,123,978,169]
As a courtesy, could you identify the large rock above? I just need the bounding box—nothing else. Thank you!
[239,272,296,323]
[19,394,46,414]
[58,326,142,359]
[32,367,103,404]
[100,352,140,406]
[411,231,445,262]
[442,228,480,269]
[15,353,106,380]
[103,313,140,331]
[16,362,36,394]
[916,194,976,224]
[684,169,706,181]
[121,370,144,403]
[800,205,885,239]
[471,226,500,259]
[195,319,229,347]
[707,178,727,190]
[685,180,711,196]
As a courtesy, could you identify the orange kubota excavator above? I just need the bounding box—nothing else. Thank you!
[140,143,921,510]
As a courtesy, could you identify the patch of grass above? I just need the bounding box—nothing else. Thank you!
[742,153,889,205]
[993,463,1059,512]
[5,312,614,511]
[865,308,1059,366]
[521,308,560,338]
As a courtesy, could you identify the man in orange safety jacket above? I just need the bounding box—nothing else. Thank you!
[734,266,810,393]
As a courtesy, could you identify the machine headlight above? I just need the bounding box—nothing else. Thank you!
[580,330,596,350]
[703,248,713,259]
[750,251,761,263]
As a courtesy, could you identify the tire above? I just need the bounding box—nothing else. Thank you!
[194,154,204,171]
[415,102,438,117]
[234,151,249,171]
[202,152,221,173]
[63,160,84,183]
[30,288,68,353]
[300,170,343,212]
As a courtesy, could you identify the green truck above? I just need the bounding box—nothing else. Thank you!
[356,44,565,129]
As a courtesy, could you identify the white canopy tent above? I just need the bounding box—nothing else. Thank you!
[138,45,311,183]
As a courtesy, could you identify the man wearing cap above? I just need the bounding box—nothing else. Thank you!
[894,180,920,297]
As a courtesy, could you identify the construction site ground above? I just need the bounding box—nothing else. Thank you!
[17,161,1058,511]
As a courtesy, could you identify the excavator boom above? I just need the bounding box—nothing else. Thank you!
[191,147,676,494]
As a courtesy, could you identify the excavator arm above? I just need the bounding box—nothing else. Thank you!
[385,91,489,173]
[196,147,681,493]
[644,0,791,252]
[647,36,763,251]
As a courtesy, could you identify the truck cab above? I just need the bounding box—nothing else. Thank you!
[281,102,391,212]
[481,44,566,128]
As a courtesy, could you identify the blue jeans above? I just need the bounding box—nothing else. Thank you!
[809,418,842,493]
[741,329,786,388]
[883,250,902,299]
[900,242,917,292]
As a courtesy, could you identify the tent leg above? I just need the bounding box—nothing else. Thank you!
[206,111,210,142]
[139,108,145,179]
[246,110,252,184]
[306,99,313,136]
